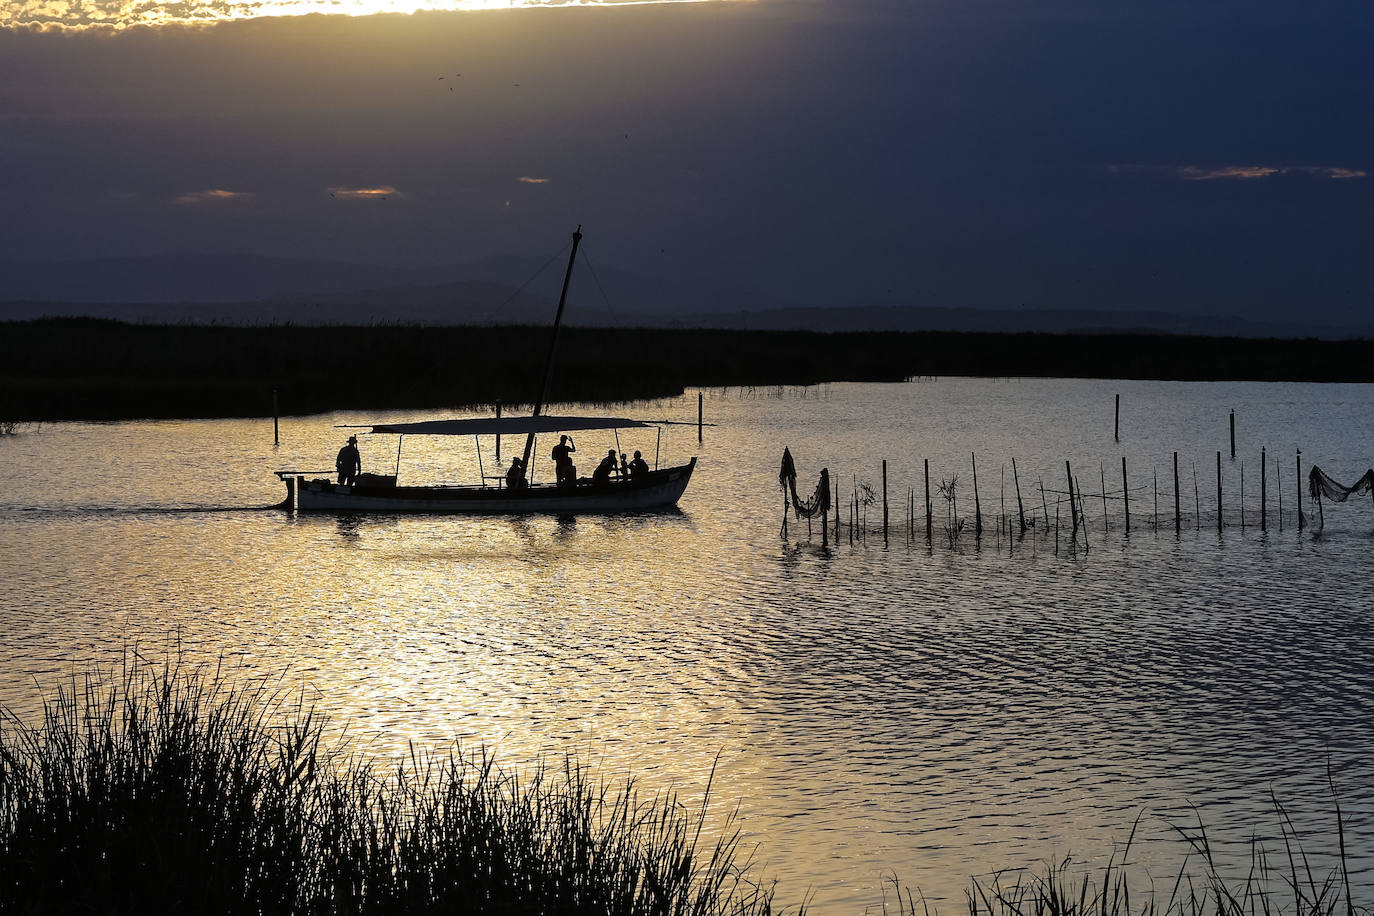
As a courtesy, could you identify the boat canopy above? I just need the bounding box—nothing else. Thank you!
[367,415,652,436]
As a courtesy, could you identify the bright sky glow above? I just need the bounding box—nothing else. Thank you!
[2,0,716,29]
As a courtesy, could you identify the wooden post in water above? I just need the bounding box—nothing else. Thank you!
[1216,451,1223,532]
[1100,463,1109,534]
[972,453,982,538]
[924,459,932,542]
[1066,461,1078,543]
[1115,394,1120,443]
[1230,410,1236,460]
[698,392,703,443]
[822,469,829,547]
[1012,458,1027,534]
[1039,476,1049,530]
[1193,461,1200,530]
[272,388,279,446]
[1296,449,1304,530]
[882,459,889,547]
[1173,452,1181,534]
[1122,457,1130,534]
[1260,447,1267,531]
[1277,457,1283,532]
[1076,476,1090,549]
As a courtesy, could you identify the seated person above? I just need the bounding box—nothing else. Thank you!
[629,450,650,478]
[505,456,527,490]
[592,448,619,485]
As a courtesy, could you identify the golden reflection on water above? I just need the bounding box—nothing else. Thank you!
[3,0,720,30]
[2,383,1374,912]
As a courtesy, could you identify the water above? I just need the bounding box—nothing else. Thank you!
[2,378,1372,913]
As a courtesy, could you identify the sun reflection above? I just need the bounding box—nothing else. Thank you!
[3,0,722,31]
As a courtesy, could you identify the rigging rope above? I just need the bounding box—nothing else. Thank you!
[778,447,831,519]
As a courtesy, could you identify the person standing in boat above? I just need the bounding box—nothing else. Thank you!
[336,435,361,486]
[551,435,577,488]
[593,448,620,486]
[629,450,649,478]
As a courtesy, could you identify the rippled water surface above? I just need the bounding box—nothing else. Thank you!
[2,379,1372,913]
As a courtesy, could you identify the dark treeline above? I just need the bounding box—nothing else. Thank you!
[3,318,1373,421]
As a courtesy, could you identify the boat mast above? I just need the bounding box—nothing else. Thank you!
[520,225,583,475]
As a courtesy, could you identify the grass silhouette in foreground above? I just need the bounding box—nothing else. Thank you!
[0,660,777,915]
[0,659,1365,916]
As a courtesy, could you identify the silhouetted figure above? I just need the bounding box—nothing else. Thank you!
[336,435,361,486]
[593,448,619,485]
[629,450,649,478]
[505,456,527,490]
[619,452,630,479]
[552,435,577,488]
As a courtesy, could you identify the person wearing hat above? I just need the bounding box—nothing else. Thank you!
[336,435,362,486]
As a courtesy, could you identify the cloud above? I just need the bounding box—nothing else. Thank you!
[1104,164,1365,182]
[328,185,400,200]
[517,176,550,184]
[1175,165,1283,181]
[173,189,253,204]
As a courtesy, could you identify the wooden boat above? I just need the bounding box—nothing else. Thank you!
[275,227,697,514]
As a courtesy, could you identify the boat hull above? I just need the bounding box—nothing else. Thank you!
[289,458,696,514]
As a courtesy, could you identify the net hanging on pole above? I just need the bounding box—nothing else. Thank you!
[779,447,831,520]
[1308,466,1374,503]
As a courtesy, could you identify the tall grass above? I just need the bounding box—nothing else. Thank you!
[0,660,780,915]
[883,809,1367,916]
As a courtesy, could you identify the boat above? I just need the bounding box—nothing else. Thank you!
[274,226,697,514]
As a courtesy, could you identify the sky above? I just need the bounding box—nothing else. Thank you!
[2,0,1372,323]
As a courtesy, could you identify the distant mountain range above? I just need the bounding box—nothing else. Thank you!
[2,252,1368,339]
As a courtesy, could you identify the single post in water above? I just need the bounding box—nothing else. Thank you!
[1066,461,1078,543]
[1100,462,1109,534]
[1121,456,1130,535]
[1297,449,1305,530]
[1216,450,1223,532]
[822,468,829,547]
[925,458,933,542]
[1193,461,1200,530]
[882,459,889,546]
[1115,393,1120,443]
[1260,447,1267,531]
[272,388,279,446]
[1012,458,1027,534]
[1173,452,1181,534]
[972,453,983,538]
[1277,457,1284,532]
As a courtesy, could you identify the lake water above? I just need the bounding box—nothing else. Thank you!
[2,378,1372,913]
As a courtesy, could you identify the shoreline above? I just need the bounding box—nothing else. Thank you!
[4,318,1374,423]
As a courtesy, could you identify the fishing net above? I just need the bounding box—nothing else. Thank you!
[1308,466,1374,503]
[779,447,831,519]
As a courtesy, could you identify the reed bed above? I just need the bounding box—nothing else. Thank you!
[0,660,778,915]
[1,660,1366,916]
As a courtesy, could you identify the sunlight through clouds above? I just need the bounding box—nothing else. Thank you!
[2,0,720,29]
[329,186,401,200]
[174,189,254,204]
